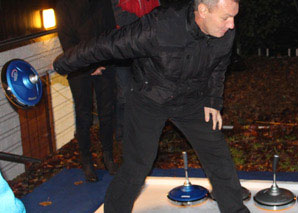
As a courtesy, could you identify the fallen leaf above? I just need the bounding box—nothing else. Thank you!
[74,181,84,185]
[39,201,52,206]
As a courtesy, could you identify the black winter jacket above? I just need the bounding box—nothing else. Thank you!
[54,1,235,110]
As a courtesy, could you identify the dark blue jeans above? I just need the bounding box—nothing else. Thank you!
[68,68,116,159]
[104,90,250,213]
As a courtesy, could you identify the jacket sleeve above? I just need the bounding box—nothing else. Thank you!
[204,31,235,111]
[53,14,157,75]
[204,52,231,110]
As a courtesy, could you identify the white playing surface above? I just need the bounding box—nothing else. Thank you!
[95,177,298,213]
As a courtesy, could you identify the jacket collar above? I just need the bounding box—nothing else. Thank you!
[186,2,213,40]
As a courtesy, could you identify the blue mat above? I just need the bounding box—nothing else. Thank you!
[21,169,113,213]
[21,168,298,213]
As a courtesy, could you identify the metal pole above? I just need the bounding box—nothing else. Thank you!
[0,152,41,164]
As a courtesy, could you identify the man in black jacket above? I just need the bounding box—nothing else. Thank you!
[55,0,118,182]
[54,0,249,212]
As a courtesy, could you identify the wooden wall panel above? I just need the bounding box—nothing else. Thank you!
[18,74,56,162]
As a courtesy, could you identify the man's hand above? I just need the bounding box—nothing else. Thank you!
[204,107,222,130]
[91,66,106,75]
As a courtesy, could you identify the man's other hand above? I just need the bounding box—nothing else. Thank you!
[91,66,106,75]
[204,107,222,130]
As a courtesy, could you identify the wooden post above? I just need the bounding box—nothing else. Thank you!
[288,49,291,57]
[18,74,56,168]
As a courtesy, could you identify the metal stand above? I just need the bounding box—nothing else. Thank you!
[254,155,296,210]
[167,152,209,206]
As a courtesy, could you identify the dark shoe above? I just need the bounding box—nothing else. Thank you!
[82,162,99,182]
[103,152,118,175]
[80,152,99,182]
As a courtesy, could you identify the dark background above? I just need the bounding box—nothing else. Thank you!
[1,0,298,55]
[236,0,298,55]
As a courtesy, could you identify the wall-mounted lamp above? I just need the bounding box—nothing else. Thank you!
[42,9,56,29]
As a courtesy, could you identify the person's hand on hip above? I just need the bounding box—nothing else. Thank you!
[204,107,222,130]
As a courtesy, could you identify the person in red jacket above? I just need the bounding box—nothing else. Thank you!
[117,0,160,17]
[111,0,160,142]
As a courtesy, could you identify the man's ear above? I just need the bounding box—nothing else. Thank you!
[198,3,208,18]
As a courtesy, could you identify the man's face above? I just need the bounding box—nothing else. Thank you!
[200,0,239,38]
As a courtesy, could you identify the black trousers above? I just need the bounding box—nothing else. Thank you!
[68,68,115,160]
[115,66,132,141]
[104,91,250,213]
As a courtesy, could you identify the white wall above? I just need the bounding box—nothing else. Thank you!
[0,34,75,180]
[50,73,75,149]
